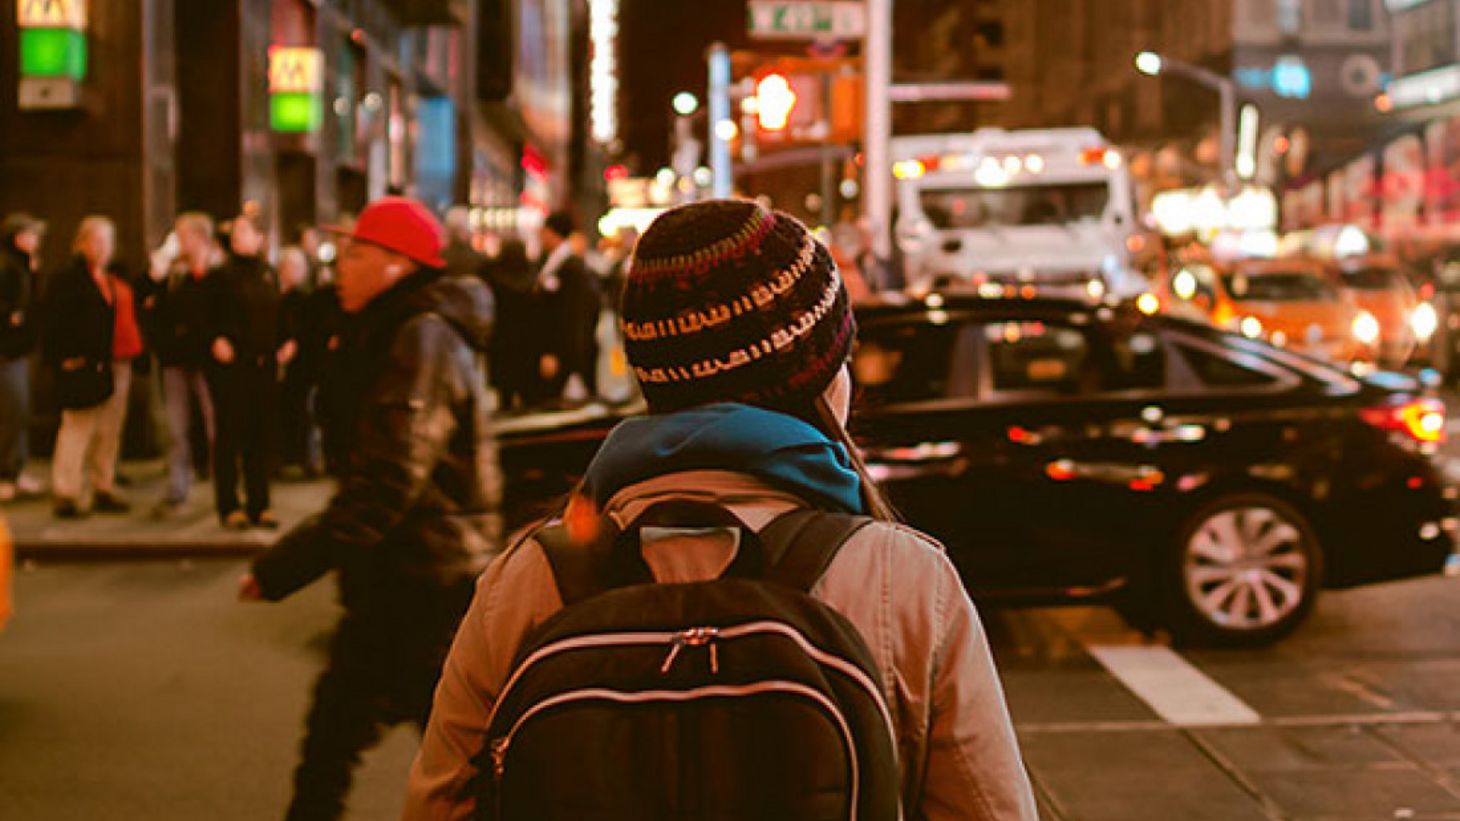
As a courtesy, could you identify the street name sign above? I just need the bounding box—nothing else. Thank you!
[748,1,865,40]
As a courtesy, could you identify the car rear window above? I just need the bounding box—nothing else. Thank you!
[853,320,979,407]
[1175,344,1279,388]
[1222,272,1339,302]
[985,321,1166,395]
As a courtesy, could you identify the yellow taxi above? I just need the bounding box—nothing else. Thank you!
[1155,257,1374,363]
[1326,254,1434,367]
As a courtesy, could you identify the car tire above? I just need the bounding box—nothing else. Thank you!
[1162,493,1323,648]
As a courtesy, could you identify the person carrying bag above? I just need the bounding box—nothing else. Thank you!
[406,200,1037,821]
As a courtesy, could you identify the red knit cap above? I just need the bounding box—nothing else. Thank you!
[621,199,855,414]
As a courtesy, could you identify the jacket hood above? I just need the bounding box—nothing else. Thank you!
[581,403,865,514]
[399,272,495,352]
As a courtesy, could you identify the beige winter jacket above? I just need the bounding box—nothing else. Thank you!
[404,470,1039,820]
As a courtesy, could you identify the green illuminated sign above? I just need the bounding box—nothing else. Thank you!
[19,28,86,79]
[271,91,322,133]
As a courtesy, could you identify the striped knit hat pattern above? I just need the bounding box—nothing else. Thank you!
[621,199,855,414]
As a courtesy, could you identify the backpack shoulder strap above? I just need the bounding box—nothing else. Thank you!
[757,509,875,594]
[535,520,639,607]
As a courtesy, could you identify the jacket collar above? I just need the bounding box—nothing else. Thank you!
[596,470,809,533]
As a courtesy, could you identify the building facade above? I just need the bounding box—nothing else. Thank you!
[2,0,584,276]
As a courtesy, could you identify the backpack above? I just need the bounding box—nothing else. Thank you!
[474,502,902,821]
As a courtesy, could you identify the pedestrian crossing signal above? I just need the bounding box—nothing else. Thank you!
[756,73,796,132]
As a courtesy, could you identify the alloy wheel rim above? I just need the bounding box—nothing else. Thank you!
[1183,506,1308,631]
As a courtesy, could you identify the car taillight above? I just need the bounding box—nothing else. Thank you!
[1360,398,1446,443]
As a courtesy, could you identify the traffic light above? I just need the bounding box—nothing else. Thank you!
[756,73,797,132]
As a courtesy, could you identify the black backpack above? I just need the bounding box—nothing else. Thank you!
[474,502,902,821]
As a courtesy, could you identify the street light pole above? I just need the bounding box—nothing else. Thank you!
[864,0,893,260]
[1135,52,1237,190]
[707,42,733,199]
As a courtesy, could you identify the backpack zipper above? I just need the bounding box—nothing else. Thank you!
[659,626,720,674]
[490,620,896,748]
[490,681,863,821]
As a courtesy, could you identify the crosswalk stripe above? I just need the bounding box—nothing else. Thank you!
[1086,644,1262,727]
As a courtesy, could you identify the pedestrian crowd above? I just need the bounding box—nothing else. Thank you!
[0,203,631,528]
[3,195,1032,820]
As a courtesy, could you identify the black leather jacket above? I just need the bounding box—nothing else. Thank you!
[252,271,502,611]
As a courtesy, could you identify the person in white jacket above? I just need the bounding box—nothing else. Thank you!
[405,199,1038,820]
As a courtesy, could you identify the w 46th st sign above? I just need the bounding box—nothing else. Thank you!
[747,0,865,40]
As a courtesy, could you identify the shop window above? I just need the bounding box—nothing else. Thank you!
[1348,0,1374,31]
[335,37,365,164]
[1398,2,1457,75]
[1277,0,1302,34]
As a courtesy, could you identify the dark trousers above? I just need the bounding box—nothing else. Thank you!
[284,590,471,821]
[208,361,276,519]
[279,365,320,471]
[0,356,29,481]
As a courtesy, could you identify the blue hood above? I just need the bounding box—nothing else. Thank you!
[581,403,865,514]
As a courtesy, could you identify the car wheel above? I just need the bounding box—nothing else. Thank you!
[1163,494,1322,647]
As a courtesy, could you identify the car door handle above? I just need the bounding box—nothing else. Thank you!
[862,441,964,462]
[1046,459,1165,489]
[863,441,968,481]
[1117,424,1209,445]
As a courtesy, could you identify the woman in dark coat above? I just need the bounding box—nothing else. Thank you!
[483,238,541,411]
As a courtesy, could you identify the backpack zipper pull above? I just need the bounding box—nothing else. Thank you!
[660,634,687,674]
[490,736,509,778]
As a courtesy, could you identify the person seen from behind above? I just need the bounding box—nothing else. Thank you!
[405,199,1038,820]
[482,237,540,412]
[206,214,291,529]
[535,211,600,403]
[0,213,46,500]
[237,196,501,821]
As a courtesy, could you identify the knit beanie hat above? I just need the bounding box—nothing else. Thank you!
[621,199,855,414]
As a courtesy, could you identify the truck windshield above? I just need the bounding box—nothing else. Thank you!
[918,182,1109,230]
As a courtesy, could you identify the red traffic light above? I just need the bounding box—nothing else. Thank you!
[603,163,629,182]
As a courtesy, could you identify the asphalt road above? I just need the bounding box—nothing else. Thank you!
[2,557,1457,820]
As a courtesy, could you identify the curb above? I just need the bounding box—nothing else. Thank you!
[16,539,273,562]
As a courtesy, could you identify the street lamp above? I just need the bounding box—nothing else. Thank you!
[1134,51,1163,77]
[672,91,699,117]
[1134,50,1237,189]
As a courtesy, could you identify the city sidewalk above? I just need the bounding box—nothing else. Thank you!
[4,461,334,560]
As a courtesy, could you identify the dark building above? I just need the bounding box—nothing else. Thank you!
[998,0,1391,193]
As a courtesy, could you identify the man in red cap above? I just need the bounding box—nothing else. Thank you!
[238,196,502,821]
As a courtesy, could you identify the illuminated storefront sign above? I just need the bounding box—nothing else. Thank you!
[17,0,87,80]
[268,46,324,133]
[588,0,620,145]
[1387,64,1460,110]
[1233,56,1312,100]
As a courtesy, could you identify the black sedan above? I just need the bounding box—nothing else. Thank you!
[494,294,1458,646]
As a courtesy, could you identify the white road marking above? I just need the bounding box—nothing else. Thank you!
[1086,644,1262,727]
